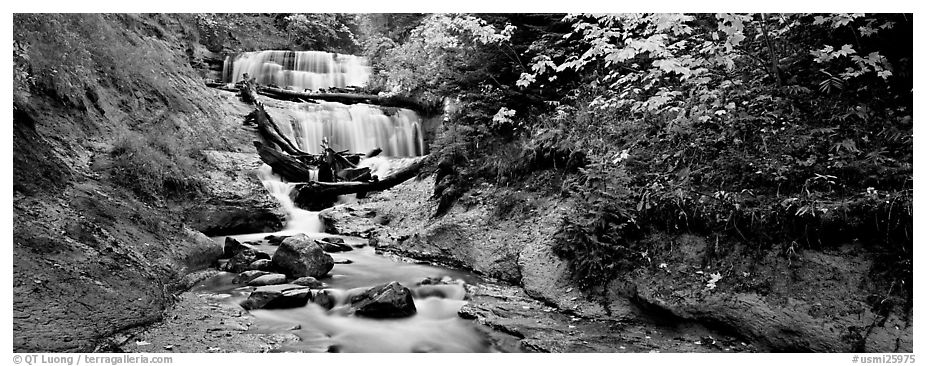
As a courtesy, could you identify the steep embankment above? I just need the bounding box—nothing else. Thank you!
[13,14,285,352]
[320,178,913,352]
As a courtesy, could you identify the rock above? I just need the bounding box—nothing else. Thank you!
[312,290,336,310]
[222,247,271,273]
[187,206,285,237]
[233,270,270,284]
[322,237,345,244]
[315,238,353,253]
[417,276,456,285]
[518,233,610,318]
[271,234,334,279]
[187,151,286,236]
[333,258,353,265]
[348,281,417,318]
[248,259,273,271]
[240,285,312,310]
[319,206,378,237]
[291,276,324,288]
[247,274,287,286]
[265,235,290,246]
[222,237,246,259]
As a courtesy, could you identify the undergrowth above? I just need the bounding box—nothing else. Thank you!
[110,130,206,202]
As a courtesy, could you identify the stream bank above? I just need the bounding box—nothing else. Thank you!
[319,176,913,352]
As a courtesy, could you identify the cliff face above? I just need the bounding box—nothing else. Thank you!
[12,14,285,352]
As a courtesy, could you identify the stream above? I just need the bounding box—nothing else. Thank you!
[199,163,500,353]
[141,49,749,354]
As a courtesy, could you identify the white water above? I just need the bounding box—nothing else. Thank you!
[281,101,424,157]
[255,164,322,234]
[225,50,371,92]
[201,163,494,352]
[224,50,426,158]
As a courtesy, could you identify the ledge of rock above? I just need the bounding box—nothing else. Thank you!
[187,151,286,236]
[618,234,913,353]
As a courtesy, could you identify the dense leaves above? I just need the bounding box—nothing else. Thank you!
[331,13,913,291]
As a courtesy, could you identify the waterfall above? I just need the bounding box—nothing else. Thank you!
[225,50,427,162]
[224,50,371,91]
[256,164,322,233]
[280,101,424,157]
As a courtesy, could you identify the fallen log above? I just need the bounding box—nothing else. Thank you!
[257,85,438,114]
[291,156,429,210]
[239,76,304,156]
[206,80,439,114]
[254,141,317,182]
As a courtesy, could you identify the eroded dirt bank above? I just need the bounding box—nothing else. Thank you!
[320,177,913,352]
[13,14,287,352]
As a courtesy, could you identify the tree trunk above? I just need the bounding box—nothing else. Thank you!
[254,141,317,182]
[254,85,437,113]
[239,77,305,156]
[291,157,429,210]
[760,13,783,87]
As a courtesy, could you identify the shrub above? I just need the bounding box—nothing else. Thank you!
[109,130,206,202]
[552,160,640,290]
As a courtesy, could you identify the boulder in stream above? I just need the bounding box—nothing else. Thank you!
[240,284,313,310]
[223,248,272,273]
[271,234,334,278]
[348,281,417,318]
[265,235,290,246]
[248,273,287,286]
[315,238,353,253]
[291,276,324,288]
[312,289,336,310]
[248,259,273,271]
[223,237,246,259]
[233,270,271,284]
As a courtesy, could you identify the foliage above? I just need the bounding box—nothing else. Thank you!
[281,14,359,53]
[110,131,206,202]
[367,13,912,292]
[194,14,227,52]
[377,14,517,101]
[552,159,639,290]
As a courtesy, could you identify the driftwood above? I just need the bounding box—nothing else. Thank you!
[254,141,317,182]
[291,156,429,210]
[234,76,429,209]
[207,80,437,113]
[257,86,430,111]
[239,77,305,156]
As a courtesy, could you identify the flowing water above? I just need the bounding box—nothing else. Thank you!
[273,101,424,157]
[225,50,426,159]
[201,164,495,353]
[205,50,486,351]
[224,50,371,92]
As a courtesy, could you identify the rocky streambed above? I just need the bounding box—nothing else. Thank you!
[109,223,753,353]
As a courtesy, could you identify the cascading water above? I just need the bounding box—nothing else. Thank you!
[224,49,427,159]
[279,101,424,157]
[224,50,371,91]
[200,164,494,352]
[256,164,321,234]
